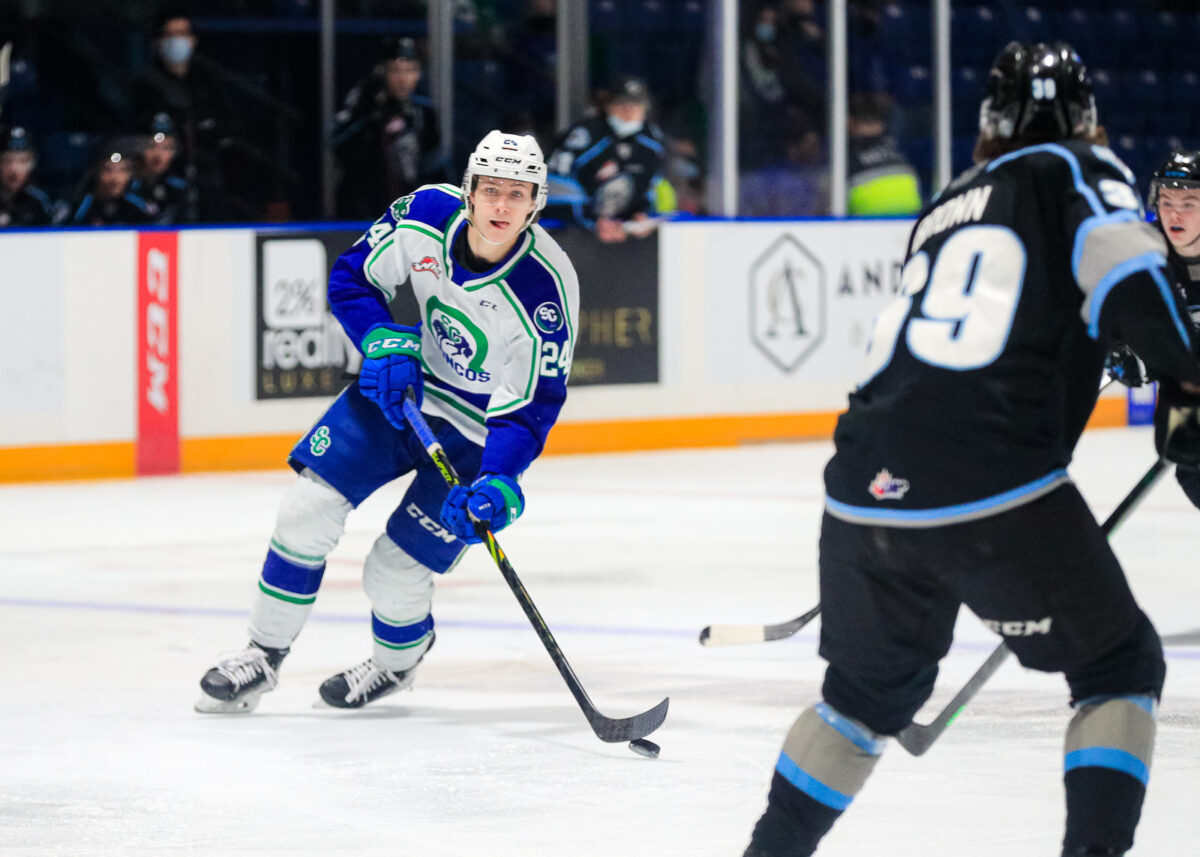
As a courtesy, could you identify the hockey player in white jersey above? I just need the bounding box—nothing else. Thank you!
[196,131,579,713]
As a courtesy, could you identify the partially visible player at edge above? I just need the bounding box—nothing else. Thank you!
[195,131,579,713]
[1109,149,1200,509]
[744,43,1200,857]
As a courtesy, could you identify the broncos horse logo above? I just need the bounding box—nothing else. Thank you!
[432,317,474,360]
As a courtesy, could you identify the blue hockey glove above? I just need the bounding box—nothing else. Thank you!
[358,323,422,429]
[440,473,525,543]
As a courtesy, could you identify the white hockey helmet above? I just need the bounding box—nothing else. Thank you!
[462,130,548,228]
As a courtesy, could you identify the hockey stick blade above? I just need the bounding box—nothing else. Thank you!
[894,642,1012,756]
[587,696,671,742]
[699,602,822,647]
[401,389,670,744]
[894,457,1170,757]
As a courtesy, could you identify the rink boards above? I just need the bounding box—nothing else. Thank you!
[0,220,1128,482]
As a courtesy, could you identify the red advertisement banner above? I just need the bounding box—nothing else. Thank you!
[136,231,179,475]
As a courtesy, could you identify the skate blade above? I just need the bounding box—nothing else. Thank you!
[194,693,261,714]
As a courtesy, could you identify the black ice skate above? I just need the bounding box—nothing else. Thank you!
[194,641,288,714]
[318,633,434,709]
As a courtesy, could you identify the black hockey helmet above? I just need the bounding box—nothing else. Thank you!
[1147,149,1200,209]
[380,35,420,63]
[979,41,1096,144]
[1,124,35,154]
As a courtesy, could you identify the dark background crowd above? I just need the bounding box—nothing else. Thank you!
[0,0,1197,229]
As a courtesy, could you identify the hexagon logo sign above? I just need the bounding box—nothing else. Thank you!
[749,234,826,373]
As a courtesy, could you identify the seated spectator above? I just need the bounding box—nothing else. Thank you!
[133,112,195,224]
[69,144,157,227]
[331,36,447,220]
[0,126,62,227]
[846,93,921,216]
[131,9,236,221]
[546,76,668,243]
[497,0,558,143]
[739,113,827,217]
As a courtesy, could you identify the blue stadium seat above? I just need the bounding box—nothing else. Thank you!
[1104,10,1143,69]
[952,4,1008,66]
[953,133,977,178]
[590,0,623,35]
[1110,134,1143,178]
[881,2,927,67]
[1007,6,1055,44]
[894,65,932,108]
[38,131,98,198]
[635,0,670,34]
[1054,9,1099,65]
[674,0,705,34]
[951,66,982,136]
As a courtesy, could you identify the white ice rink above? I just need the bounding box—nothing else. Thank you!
[2,426,1198,856]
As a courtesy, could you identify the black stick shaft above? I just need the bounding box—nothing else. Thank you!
[400,389,668,743]
[895,457,1170,756]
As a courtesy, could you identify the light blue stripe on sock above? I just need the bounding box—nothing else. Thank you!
[775,751,852,811]
[1064,747,1150,785]
[815,702,886,755]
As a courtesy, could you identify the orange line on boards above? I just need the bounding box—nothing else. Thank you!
[0,399,1132,484]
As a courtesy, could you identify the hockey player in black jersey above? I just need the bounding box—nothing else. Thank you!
[1146,150,1200,505]
[744,43,1200,857]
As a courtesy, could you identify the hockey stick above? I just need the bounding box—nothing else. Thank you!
[699,380,1125,648]
[699,601,822,647]
[400,389,669,743]
[894,456,1171,756]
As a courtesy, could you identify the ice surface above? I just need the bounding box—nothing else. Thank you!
[1,426,1196,856]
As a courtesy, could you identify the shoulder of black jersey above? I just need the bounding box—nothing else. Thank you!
[984,138,1129,182]
[387,183,464,231]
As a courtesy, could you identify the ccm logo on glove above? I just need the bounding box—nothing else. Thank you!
[358,323,423,428]
[440,474,525,543]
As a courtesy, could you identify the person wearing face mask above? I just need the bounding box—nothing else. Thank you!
[331,36,448,221]
[130,11,236,221]
[546,75,668,243]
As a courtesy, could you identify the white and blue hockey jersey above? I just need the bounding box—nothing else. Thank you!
[329,183,580,479]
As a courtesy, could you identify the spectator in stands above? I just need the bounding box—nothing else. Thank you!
[331,36,447,221]
[133,112,194,224]
[131,10,236,221]
[497,0,558,143]
[0,126,61,227]
[846,93,922,216]
[69,144,157,227]
[774,0,827,143]
[739,111,826,217]
[546,75,668,243]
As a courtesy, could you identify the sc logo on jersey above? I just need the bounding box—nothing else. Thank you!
[533,302,563,334]
[749,234,826,373]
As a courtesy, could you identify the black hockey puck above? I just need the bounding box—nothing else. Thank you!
[628,738,660,758]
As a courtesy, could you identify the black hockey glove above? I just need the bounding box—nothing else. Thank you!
[1154,382,1200,470]
[1105,343,1149,388]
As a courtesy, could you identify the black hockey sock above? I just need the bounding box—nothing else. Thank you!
[744,771,842,857]
[1062,767,1144,856]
